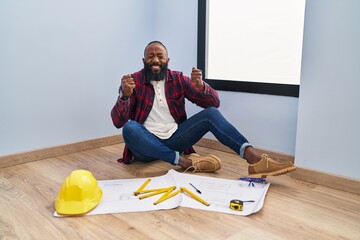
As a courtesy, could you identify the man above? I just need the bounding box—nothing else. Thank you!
[111,41,296,177]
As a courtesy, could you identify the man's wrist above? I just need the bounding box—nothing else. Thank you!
[119,91,130,100]
[197,81,205,91]
[120,96,129,100]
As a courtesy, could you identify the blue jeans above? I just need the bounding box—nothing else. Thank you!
[122,107,251,165]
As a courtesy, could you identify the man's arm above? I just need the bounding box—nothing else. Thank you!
[111,90,131,129]
[185,67,220,108]
[110,74,136,128]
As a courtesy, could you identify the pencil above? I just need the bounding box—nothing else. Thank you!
[153,189,181,205]
[181,187,210,206]
[134,187,172,196]
[153,186,176,203]
[133,178,151,195]
[138,188,170,199]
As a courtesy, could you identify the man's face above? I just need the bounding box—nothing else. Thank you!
[143,43,169,81]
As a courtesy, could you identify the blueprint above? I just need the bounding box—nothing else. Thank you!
[54,169,270,217]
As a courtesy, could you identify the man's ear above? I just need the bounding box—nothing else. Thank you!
[142,58,145,64]
[167,58,170,64]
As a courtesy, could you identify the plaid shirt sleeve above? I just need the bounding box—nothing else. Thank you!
[111,70,155,129]
[165,70,220,124]
[110,88,132,129]
[184,78,220,108]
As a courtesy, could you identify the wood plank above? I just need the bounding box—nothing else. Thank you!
[0,144,359,239]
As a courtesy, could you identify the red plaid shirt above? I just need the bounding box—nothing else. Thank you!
[111,68,220,163]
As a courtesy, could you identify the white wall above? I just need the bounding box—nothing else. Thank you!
[0,0,155,155]
[295,0,360,179]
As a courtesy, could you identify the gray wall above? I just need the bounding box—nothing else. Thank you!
[1,0,358,180]
[295,0,360,179]
[0,0,152,154]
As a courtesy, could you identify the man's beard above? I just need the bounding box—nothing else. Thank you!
[144,62,168,81]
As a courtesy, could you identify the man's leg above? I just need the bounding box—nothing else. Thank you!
[163,107,296,177]
[164,107,251,158]
[122,121,179,165]
[122,120,221,172]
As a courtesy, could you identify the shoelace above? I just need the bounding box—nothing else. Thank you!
[184,165,196,173]
[184,159,215,173]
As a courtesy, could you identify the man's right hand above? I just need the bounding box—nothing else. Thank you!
[121,74,135,97]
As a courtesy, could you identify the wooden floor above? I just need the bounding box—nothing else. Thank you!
[0,143,359,239]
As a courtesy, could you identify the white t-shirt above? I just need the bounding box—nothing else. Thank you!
[143,80,178,139]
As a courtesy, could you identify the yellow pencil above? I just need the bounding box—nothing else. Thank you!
[133,178,151,195]
[153,186,176,204]
[134,187,172,196]
[181,187,210,206]
[138,188,170,199]
[153,189,181,205]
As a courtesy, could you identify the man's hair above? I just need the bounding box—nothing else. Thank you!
[144,41,168,55]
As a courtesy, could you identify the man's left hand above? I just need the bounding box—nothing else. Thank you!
[191,67,205,91]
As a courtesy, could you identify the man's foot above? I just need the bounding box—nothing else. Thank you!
[248,154,296,178]
[184,154,222,173]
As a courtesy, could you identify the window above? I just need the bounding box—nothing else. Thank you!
[197,0,306,97]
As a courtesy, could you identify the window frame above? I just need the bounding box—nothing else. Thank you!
[197,0,300,97]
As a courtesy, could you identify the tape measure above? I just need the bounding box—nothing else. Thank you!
[229,199,243,211]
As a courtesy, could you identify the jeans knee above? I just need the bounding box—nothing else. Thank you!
[122,120,140,137]
[205,107,220,117]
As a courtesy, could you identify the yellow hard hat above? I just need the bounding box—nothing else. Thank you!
[55,170,102,215]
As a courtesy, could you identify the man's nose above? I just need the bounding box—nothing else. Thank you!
[152,56,160,64]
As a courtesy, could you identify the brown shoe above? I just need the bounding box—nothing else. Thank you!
[185,154,222,173]
[248,154,296,178]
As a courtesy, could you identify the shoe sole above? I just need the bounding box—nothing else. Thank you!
[248,165,297,178]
